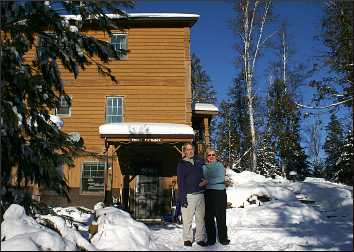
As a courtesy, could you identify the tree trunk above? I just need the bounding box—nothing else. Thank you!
[246,87,257,171]
[239,0,271,172]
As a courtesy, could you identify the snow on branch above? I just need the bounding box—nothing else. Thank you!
[295,98,352,109]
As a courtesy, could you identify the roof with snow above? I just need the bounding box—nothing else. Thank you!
[192,103,219,115]
[99,122,194,142]
[62,13,199,27]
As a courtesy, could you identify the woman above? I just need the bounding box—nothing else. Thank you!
[203,148,230,246]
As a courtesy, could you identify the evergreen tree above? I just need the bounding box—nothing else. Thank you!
[312,1,353,107]
[312,161,326,178]
[334,130,353,185]
[191,53,218,146]
[1,1,134,207]
[216,101,240,169]
[216,73,263,172]
[304,115,325,178]
[256,132,279,178]
[229,74,253,171]
[191,53,217,104]
[266,79,309,179]
[323,112,344,180]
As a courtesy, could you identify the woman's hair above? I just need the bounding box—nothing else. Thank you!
[205,147,217,162]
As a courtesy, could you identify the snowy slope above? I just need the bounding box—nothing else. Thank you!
[149,170,353,251]
[1,170,352,251]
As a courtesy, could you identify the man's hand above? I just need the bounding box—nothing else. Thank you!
[181,198,188,208]
[199,179,208,187]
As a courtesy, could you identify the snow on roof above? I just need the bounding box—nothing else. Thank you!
[193,103,219,112]
[62,13,199,21]
[99,122,194,136]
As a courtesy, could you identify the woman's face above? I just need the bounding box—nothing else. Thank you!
[206,151,216,163]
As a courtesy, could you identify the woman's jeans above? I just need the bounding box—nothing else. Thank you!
[204,189,228,243]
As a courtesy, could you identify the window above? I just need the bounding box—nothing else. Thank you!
[37,32,56,60]
[106,96,123,123]
[136,167,159,194]
[81,162,105,193]
[56,96,71,116]
[110,33,127,59]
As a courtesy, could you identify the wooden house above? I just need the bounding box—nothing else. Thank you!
[40,13,219,221]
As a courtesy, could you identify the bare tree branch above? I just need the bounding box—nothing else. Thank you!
[251,0,271,73]
[248,0,259,44]
[233,147,252,166]
[259,30,278,48]
[239,33,246,43]
[295,98,352,109]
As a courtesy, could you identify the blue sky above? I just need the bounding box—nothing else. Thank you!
[131,1,351,160]
[132,0,326,102]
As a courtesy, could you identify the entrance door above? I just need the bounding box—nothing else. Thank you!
[134,167,160,219]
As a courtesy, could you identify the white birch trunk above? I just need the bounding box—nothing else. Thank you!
[281,30,287,177]
[240,0,271,172]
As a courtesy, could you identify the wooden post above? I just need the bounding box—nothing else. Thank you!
[122,171,130,211]
[203,117,210,147]
[104,138,113,205]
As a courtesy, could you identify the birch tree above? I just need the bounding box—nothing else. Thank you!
[233,0,273,172]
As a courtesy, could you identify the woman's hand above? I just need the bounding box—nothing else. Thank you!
[199,179,208,187]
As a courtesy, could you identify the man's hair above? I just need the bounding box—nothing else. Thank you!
[182,143,194,154]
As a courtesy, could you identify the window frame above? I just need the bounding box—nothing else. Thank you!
[37,32,57,60]
[110,32,128,60]
[80,161,106,195]
[55,95,72,117]
[105,96,124,123]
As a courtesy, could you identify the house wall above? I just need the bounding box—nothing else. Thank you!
[35,25,192,208]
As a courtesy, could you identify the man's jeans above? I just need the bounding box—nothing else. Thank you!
[181,193,206,242]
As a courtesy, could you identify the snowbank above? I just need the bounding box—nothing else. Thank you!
[91,207,157,251]
[37,214,96,251]
[226,169,277,208]
[225,169,353,222]
[53,206,94,224]
[226,169,271,185]
[1,204,77,251]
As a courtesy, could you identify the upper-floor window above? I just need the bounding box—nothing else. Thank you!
[110,33,127,59]
[106,96,123,123]
[37,32,56,60]
[56,96,71,116]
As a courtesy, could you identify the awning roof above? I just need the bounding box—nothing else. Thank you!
[193,103,219,112]
[192,103,219,116]
[61,13,199,27]
[62,13,200,20]
[99,122,194,142]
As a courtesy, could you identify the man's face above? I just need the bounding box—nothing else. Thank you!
[184,144,194,159]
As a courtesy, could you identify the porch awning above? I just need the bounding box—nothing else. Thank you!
[192,103,219,115]
[99,122,194,143]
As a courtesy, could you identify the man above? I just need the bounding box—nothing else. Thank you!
[177,143,208,247]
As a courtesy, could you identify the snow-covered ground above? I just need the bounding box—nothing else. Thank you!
[1,170,352,251]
